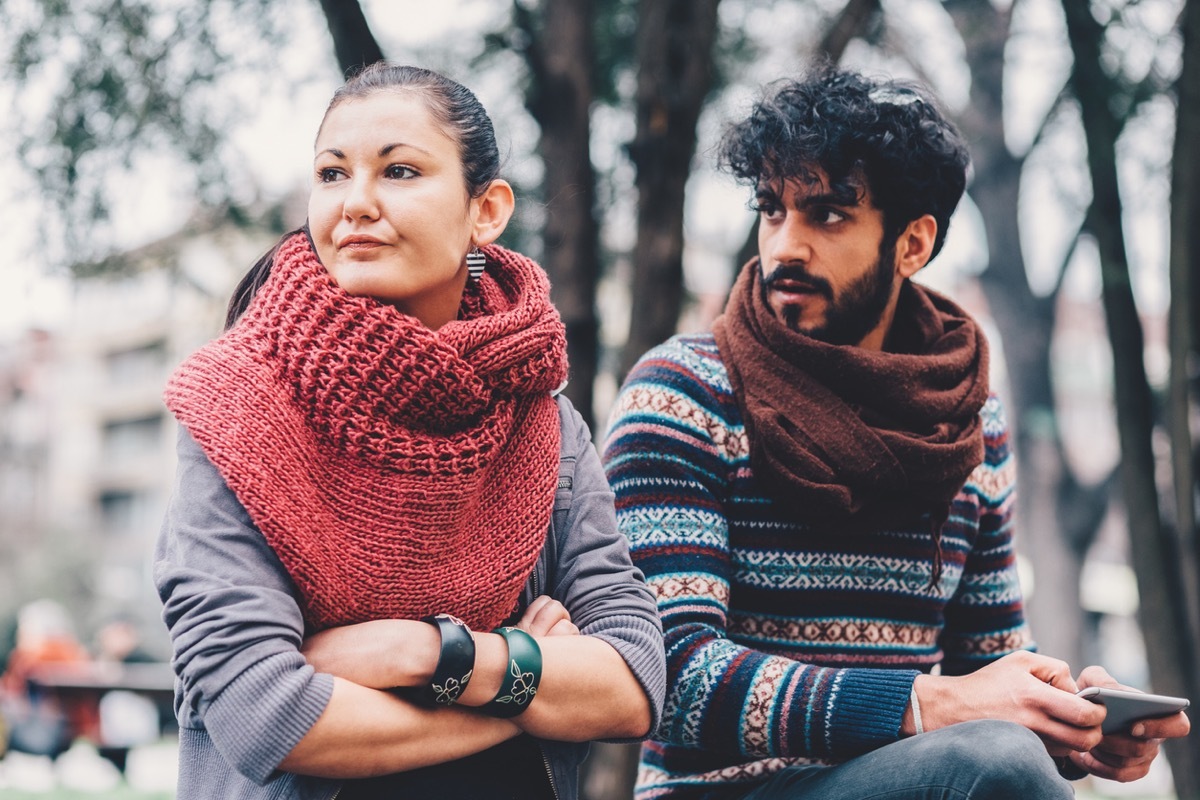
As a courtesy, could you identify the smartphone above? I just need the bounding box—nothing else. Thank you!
[1077,686,1190,734]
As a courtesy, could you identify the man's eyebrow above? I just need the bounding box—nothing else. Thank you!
[795,190,856,208]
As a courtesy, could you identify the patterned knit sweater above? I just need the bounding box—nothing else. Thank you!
[602,334,1034,800]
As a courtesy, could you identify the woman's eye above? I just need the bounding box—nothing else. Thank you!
[317,168,342,183]
[386,164,417,180]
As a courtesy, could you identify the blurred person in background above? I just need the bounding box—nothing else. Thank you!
[0,599,97,760]
[94,617,160,776]
[156,62,664,800]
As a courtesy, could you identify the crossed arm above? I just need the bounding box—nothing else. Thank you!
[157,426,663,784]
[283,596,650,777]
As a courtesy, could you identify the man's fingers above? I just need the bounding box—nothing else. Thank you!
[548,618,580,636]
[1076,665,1120,690]
[519,596,572,636]
[1070,749,1154,783]
[1023,653,1079,693]
[1090,734,1161,761]
[1132,711,1191,740]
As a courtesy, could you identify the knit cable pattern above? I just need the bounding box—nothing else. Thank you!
[165,234,568,631]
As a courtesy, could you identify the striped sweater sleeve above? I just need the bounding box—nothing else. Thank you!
[940,395,1036,675]
[602,341,917,761]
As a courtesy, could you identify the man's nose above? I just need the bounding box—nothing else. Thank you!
[764,217,813,266]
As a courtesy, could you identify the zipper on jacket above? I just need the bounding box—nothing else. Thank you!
[540,743,561,800]
[557,476,572,491]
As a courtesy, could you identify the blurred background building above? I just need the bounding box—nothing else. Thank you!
[0,211,290,657]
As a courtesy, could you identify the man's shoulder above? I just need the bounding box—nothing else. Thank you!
[978,392,1011,442]
[624,333,731,393]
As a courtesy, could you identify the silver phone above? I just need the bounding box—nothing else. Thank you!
[1077,686,1190,734]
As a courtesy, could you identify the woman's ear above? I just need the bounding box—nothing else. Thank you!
[470,179,516,247]
[895,214,937,280]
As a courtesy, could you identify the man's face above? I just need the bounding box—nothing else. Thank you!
[755,170,900,348]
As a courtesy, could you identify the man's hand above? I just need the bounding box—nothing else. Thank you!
[1066,666,1191,782]
[915,651,1105,754]
[517,595,579,637]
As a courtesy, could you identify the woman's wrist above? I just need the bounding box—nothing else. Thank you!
[389,619,441,687]
[454,632,508,706]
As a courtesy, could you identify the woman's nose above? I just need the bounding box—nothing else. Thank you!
[342,177,379,221]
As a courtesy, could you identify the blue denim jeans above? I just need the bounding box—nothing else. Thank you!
[739,720,1075,800]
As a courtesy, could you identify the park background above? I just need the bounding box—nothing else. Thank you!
[0,0,1197,797]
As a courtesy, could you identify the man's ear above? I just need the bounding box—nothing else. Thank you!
[895,214,938,279]
[470,179,515,247]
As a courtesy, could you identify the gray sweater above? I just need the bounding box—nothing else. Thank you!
[155,396,665,799]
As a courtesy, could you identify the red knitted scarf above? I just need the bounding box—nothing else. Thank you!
[713,257,989,531]
[165,233,569,632]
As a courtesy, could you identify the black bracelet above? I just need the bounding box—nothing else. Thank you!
[480,626,543,718]
[418,614,476,706]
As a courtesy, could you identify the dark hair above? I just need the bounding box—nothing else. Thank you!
[321,62,501,199]
[225,63,500,329]
[719,65,969,261]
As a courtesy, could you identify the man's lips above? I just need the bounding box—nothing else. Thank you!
[764,274,830,301]
[769,279,822,295]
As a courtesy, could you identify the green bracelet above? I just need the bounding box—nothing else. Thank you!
[480,626,542,718]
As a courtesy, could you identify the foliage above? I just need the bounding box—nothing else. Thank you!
[2,0,307,269]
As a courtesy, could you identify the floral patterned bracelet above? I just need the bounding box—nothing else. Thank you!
[480,626,542,718]
[419,614,476,706]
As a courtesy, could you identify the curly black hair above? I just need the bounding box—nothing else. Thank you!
[719,65,970,261]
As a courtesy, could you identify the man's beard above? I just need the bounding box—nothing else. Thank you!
[763,238,897,346]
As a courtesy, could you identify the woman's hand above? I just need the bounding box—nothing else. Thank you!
[302,619,440,689]
[517,595,579,637]
[1066,666,1191,782]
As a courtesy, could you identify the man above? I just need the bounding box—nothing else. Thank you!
[602,66,1189,800]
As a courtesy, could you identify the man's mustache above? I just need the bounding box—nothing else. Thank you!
[762,264,833,298]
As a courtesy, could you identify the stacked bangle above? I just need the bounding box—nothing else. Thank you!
[419,614,476,706]
[480,626,543,718]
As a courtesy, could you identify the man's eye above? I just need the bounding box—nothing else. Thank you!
[386,165,417,179]
[753,198,782,218]
[815,208,847,225]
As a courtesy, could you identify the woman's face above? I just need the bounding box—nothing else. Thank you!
[308,91,479,329]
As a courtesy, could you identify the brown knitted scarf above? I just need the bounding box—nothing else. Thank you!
[165,233,569,632]
[713,257,989,532]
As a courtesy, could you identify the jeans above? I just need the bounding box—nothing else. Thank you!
[739,720,1075,800]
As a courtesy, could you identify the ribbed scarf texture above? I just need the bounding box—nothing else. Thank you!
[165,233,569,631]
[713,257,989,533]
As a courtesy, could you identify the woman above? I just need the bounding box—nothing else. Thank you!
[155,62,665,799]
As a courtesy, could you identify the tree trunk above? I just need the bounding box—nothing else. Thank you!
[1168,0,1200,660]
[947,0,1103,670]
[620,0,721,379]
[818,0,881,60]
[1062,0,1200,793]
[524,0,602,430]
[315,0,385,76]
